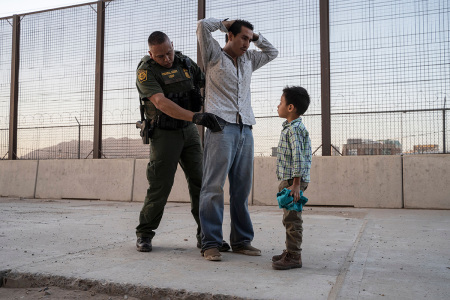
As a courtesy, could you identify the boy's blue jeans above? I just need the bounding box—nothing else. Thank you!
[199,123,254,251]
[278,179,309,254]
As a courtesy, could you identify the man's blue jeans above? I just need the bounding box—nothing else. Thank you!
[199,122,254,251]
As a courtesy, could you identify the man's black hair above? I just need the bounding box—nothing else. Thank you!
[283,86,310,115]
[148,31,169,46]
[225,19,254,43]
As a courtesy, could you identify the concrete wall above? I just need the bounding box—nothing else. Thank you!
[253,156,403,208]
[306,156,403,208]
[252,157,278,206]
[34,159,135,201]
[403,154,450,209]
[0,160,38,198]
[1,155,448,209]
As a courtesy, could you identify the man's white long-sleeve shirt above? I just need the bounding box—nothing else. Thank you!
[197,18,279,125]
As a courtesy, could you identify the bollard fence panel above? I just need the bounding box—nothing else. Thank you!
[15,5,97,159]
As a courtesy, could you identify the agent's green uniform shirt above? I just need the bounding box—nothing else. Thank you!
[136,52,204,120]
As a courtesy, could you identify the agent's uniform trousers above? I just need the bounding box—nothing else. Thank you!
[136,123,203,243]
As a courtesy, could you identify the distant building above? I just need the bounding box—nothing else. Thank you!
[412,144,439,154]
[272,147,277,157]
[342,139,402,156]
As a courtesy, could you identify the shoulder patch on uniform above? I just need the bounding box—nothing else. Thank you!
[138,69,148,83]
[183,68,191,79]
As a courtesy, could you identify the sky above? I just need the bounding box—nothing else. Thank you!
[0,0,89,17]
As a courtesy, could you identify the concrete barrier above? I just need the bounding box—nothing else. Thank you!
[253,156,403,208]
[35,159,134,201]
[0,160,38,198]
[306,156,403,208]
[2,155,448,209]
[132,159,148,202]
[403,154,450,209]
[252,157,278,206]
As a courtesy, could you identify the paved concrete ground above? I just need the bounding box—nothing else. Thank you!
[0,197,449,299]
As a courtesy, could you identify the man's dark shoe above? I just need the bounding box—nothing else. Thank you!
[219,240,231,252]
[272,249,288,262]
[272,252,302,270]
[136,237,152,252]
[197,240,231,252]
[232,244,261,256]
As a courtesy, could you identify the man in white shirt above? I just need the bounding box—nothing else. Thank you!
[197,18,278,261]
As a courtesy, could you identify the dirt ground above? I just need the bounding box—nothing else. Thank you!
[0,286,140,300]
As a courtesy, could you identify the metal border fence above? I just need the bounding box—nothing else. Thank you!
[0,0,448,159]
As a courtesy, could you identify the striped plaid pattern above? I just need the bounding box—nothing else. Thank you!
[276,117,312,182]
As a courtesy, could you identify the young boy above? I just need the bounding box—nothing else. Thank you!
[272,86,311,270]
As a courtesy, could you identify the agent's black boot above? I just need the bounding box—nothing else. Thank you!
[136,237,152,252]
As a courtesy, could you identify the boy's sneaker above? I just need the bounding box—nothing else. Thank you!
[202,248,222,261]
[136,237,152,252]
[272,252,302,270]
[272,250,288,262]
[232,244,261,256]
[197,240,231,252]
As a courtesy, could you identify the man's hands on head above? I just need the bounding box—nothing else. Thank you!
[222,19,235,29]
[192,113,223,132]
[222,19,258,42]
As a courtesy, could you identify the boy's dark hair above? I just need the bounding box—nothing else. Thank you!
[283,86,310,115]
[225,19,254,43]
[148,31,169,46]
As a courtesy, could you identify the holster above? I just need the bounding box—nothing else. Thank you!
[136,103,155,144]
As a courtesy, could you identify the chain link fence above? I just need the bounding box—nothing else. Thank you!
[206,0,323,156]
[0,17,12,159]
[329,0,449,155]
[0,0,448,159]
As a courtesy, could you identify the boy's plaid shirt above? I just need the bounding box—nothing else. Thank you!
[276,117,312,182]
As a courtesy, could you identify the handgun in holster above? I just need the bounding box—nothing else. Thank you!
[136,99,155,144]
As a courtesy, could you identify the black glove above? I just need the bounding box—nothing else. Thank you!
[192,113,224,132]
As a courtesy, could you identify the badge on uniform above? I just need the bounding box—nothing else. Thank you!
[138,70,148,83]
[183,68,191,79]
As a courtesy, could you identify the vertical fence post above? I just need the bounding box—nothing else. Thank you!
[9,15,20,160]
[320,0,331,156]
[443,110,446,154]
[75,117,81,159]
[443,97,447,154]
[93,0,105,159]
[197,0,205,64]
[197,0,206,142]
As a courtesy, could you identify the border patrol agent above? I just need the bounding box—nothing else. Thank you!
[135,31,226,252]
